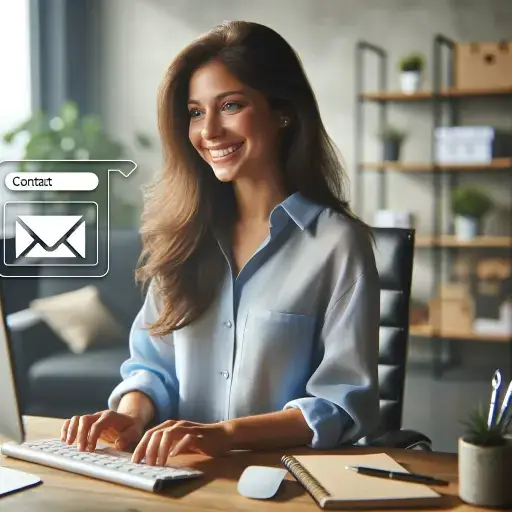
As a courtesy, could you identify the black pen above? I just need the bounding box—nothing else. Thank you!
[346,466,449,486]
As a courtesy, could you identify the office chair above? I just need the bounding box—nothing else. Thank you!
[367,227,432,451]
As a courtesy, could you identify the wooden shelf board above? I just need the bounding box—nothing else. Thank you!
[410,324,511,342]
[361,158,512,172]
[415,235,512,248]
[361,87,512,101]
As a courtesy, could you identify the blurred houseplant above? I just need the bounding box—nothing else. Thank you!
[451,185,492,241]
[458,402,512,507]
[378,125,407,162]
[398,52,425,94]
[2,100,151,225]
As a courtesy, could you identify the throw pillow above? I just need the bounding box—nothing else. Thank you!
[29,285,126,354]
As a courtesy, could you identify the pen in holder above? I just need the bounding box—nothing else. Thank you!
[458,370,512,508]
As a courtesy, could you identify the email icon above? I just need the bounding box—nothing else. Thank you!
[15,215,86,259]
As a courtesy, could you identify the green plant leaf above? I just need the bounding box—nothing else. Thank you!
[2,100,152,168]
[378,125,407,142]
[460,402,508,446]
[60,101,79,127]
[451,186,492,219]
[399,52,425,72]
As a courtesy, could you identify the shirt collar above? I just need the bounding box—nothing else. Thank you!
[270,192,325,231]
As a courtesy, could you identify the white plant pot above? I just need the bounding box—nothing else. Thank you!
[458,437,512,508]
[454,215,478,241]
[400,71,421,94]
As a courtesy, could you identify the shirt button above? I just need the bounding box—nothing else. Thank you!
[224,321,233,328]
[222,370,230,379]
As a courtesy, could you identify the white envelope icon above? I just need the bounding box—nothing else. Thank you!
[15,215,86,259]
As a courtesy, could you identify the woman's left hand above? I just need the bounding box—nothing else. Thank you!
[131,420,234,466]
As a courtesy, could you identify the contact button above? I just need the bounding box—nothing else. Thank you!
[5,172,99,191]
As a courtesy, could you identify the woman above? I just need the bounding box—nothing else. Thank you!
[61,20,380,467]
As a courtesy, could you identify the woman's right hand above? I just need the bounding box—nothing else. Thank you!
[61,410,145,453]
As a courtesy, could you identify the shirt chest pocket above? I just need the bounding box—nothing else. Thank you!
[237,309,316,381]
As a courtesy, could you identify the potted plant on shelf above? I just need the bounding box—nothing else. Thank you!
[378,125,407,162]
[451,185,492,241]
[458,402,512,507]
[398,52,425,94]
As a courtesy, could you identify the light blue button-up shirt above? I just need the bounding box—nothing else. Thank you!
[108,192,380,449]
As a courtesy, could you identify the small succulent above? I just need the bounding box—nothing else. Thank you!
[461,403,510,447]
[378,125,407,143]
[399,52,425,72]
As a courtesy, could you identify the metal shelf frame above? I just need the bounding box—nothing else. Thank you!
[354,34,512,378]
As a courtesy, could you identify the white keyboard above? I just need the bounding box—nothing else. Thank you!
[0,438,203,492]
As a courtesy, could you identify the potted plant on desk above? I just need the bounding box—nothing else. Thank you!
[458,403,512,508]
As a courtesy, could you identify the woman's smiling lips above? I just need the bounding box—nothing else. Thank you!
[205,142,244,162]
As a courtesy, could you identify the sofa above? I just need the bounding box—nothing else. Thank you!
[5,229,145,419]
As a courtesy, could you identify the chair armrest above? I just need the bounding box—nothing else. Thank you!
[369,429,433,451]
[7,310,65,409]
[7,308,43,332]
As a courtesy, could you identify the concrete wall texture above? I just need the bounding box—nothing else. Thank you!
[100,0,512,303]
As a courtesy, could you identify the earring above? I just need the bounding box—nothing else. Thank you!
[282,118,289,127]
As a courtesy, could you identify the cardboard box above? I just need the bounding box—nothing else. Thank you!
[428,283,474,334]
[428,298,473,334]
[455,41,512,90]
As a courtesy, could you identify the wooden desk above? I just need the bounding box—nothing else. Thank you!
[0,416,487,511]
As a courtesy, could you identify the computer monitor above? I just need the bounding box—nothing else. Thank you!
[0,279,25,444]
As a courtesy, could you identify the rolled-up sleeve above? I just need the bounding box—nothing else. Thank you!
[108,284,179,423]
[284,271,380,449]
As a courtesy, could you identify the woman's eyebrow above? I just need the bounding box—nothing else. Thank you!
[188,90,245,105]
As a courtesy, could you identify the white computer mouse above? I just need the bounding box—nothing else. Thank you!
[237,465,288,500]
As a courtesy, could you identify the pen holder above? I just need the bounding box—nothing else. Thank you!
[458,437,512,508]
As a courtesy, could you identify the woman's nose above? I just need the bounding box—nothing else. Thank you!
[201,112,224,140]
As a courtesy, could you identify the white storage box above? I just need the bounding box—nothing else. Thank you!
[434,126,495,164]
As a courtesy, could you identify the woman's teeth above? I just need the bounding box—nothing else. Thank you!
[209,143,244,159]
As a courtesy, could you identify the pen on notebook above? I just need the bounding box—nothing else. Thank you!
[345,466,449,486]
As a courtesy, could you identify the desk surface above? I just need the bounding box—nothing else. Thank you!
[0,416,487,511]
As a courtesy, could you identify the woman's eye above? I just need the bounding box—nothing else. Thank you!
[222,102,241,112]
[188,108,202,119]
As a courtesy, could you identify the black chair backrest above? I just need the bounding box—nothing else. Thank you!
[372,227,415,437]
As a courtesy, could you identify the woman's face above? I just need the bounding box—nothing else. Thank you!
[188,59,283,183]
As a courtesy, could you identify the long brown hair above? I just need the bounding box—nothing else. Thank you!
[136,20,371,336]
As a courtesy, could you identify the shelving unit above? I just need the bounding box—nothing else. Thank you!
[355,36,512,377]
[361,158,512,172]
[361,86,512,102]
[409,324,511,343]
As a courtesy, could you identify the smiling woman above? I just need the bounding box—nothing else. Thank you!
[61,20,381,468]
[187,60,284,186]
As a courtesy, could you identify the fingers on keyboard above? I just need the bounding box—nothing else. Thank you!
[87,415,114,451]
[77,415,99,451]
[61,418,70,442]
[66,416,81,444]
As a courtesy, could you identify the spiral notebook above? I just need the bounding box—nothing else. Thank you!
[281,453,442,509]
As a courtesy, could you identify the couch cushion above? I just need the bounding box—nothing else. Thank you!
[28,346,130,406]
[30,285,126,354]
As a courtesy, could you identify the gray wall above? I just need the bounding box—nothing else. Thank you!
[99,0,512,305]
